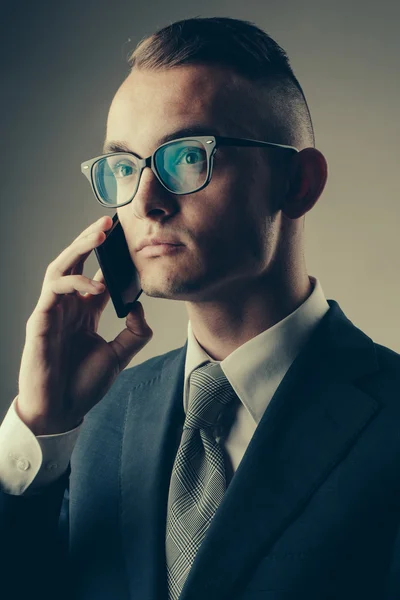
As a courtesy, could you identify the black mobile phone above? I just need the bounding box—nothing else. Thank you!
[94,212,142,318]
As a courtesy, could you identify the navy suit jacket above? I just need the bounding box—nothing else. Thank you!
[2,299,400,600]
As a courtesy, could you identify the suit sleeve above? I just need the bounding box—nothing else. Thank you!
[0,465,71,600]
[0,397,81,494]
[0,400,80,600]
[384,518,400,599]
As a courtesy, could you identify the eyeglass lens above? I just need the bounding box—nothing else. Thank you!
[93,139,209,206]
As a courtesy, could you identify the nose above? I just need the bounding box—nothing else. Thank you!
[128,166,180,221]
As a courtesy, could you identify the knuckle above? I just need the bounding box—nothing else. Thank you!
[46,258,62,277]
[26,311,39,331]
[45,261,55,274]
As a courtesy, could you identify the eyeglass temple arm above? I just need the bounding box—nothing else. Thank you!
[215,136,299,153]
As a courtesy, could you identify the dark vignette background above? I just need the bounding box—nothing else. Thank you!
[0,0,399,417]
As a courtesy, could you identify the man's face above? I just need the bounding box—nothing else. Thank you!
[105,64,286,302]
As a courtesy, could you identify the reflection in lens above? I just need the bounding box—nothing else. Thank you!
[155,140,208,193]
[93,154,138,205]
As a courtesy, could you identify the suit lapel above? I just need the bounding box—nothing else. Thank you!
[179,300,380,600]
[119,344,187,600]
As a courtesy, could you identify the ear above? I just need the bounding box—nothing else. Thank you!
[281,148,328,219]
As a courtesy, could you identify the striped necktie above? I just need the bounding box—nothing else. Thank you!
[165,361,238,600]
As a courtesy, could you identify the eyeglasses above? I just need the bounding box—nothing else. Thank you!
[81,135,299,208]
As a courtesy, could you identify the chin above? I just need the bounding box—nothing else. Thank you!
[138,258,229,300]
[140,275,209,301]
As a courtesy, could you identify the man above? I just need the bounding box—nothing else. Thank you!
[1,16,400,600]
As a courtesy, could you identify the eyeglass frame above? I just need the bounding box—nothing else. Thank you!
[81,135,299,209]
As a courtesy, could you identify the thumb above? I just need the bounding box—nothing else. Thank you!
[108,301,153,371]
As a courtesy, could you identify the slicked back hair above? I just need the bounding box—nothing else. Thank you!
[127,17,315,149]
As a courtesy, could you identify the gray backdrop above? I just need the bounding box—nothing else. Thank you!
[1,0,399,418]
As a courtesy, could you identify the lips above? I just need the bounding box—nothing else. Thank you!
[139,244,184,258]
[136,238,183,252]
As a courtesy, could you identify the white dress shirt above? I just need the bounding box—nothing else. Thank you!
[0,275,329,495]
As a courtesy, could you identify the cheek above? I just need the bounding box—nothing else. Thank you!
[223,169,278,261]
[193,183,267,263]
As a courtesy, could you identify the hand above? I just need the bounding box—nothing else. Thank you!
[16,215,153,435]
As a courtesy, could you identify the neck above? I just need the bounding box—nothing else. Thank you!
[185,269,313,361]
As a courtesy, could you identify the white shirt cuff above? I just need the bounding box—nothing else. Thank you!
[0,397,82,495]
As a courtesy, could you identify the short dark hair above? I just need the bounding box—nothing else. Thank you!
[127,17,315,148]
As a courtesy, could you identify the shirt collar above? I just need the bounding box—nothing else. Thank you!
[183,276,330,423]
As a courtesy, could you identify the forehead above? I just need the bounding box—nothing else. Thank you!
[105,65,254,153]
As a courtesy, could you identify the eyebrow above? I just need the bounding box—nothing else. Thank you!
[102,125,220,155]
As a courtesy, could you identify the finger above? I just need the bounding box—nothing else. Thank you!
[71,249,105,277]
[36,274,106,312]
[81,269,110,312]
[71,255,89,277]
[108,302,153,371]
[72,215,113,245]
[55,216,113,278]
[47,229,107,279]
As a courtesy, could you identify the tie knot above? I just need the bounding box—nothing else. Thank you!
[185,362,236,430]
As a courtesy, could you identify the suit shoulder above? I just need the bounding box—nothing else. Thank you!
[362,342,400,407]
[121,344,185,383]
[374,342,400,375]
[104,344,186,398]
[82,344,186,428]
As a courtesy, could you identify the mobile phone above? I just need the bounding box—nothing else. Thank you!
[94,212,142,318]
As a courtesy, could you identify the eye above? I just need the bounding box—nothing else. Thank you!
[111,161,137,178]
[175,147,205,166]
